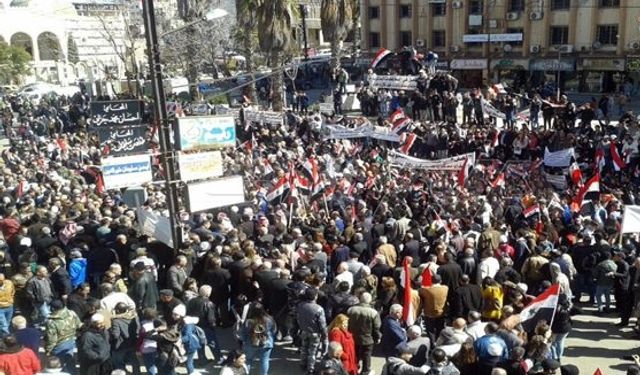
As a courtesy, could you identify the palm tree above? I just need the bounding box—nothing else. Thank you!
[255,0,298,111]
[234,0,259,102]
[321,0,353,69]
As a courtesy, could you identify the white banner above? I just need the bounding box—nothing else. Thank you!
[178,151,223,182]
[187,175,245,212]
[322,124,401,142]
[463,33,523,43]
[389,151,475,171]
[622,206,640,234]
[101,154,152,190]
[369,75,419,91]
[243,110,284,125]
[137,208,173,248]
[544,147,574,167]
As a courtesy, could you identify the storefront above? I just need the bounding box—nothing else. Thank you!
[490,59,528,89]
[627,56,640,95]
[577,58,625,93]
[529,59,577,94]
[450,59,487,88]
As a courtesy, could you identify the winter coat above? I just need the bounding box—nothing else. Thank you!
[109,311,140,351]
[347,303,381,346]
[186,296,217,328]
[68,258,87,289]
[129,272,159,311]
[78,328,113,375]
[25,276,53,304]
[44,307,82,354]
[381,317,407,358]
[0,347,41,375]
[329,328,358,375]
[50,267,72,299]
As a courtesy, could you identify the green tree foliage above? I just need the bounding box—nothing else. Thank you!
[0,42,31,84]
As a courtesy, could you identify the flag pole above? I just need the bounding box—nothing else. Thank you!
[548,283,560,328]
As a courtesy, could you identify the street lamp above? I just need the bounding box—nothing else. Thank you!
[141,0,228,252]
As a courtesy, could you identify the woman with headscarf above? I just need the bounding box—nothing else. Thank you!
[328,314,358,375]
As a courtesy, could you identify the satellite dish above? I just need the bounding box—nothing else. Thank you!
[503,44,513,52]
[592,41,603,50]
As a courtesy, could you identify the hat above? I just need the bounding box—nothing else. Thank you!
[70,249,82,258]
[91,313,105,324]
[160,289,174,297]
[172,304,186,318]
[19,237,32,247]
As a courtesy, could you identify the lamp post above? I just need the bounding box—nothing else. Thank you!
[141,0,228,251]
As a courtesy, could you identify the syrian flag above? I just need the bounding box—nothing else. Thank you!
[398,133,417,154]
[311,178,326,197]
[420,266,433,287]
[294,174,312,194]
[261,158,274,176]
[595,148,606,172]
[491,172,505,189]
[302,157,320,185]
[266,176,290,202]
[371,48,392,68]
[457,157,471,187]
[389,108,406,124]
[569,162,583,186]
[519,283,560,332]
[491,130,500,148]
[573,173,600,209]
[401,258,416,326]
[610,142,626,171]
[523,204,541,218]
[392,118,412,133]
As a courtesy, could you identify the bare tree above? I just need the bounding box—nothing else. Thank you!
[96,6,143,97]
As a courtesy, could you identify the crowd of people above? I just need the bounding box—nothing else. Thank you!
[0,61,637,375]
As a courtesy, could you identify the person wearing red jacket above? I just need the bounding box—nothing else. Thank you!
[328,314,358,375]
[0,334,41,375]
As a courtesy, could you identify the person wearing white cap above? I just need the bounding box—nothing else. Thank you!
[78,313,112,375]
[172,304,202,375]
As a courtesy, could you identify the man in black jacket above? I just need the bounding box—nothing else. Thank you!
[449,274,483,319]
[128,262,159,312]
[109,302,140,375]
[186,284,224,365]
[78,313,112,375]
[613,251,632,326]
[48,258,72,301]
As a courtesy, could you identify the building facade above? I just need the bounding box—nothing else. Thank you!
[361,0,640,91]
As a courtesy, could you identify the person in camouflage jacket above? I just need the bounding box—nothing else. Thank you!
[44,300,82,375]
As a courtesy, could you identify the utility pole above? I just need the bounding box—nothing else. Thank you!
[142,0,182,252]
[300,3,309,60]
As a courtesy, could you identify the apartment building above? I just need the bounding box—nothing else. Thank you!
[361,0,639,91]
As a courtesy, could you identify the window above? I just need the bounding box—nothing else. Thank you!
[368,6,379,19]
[399,4,412,18]
[432,3,446,16]
[469,0,483,15]
[400,31,412,47]
[506,28,523,46]
[369,32,380,48]
[551,0,570,10]
[549,26,569,45]
[597,24,619,45]
[433,30,446,48]
[509,0,524,11]
[598,0,619,7]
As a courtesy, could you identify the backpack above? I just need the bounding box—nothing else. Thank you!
[193,325,207,347]
[247,319,268,347]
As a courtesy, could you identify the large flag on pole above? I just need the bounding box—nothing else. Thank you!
[573,173,600,210]
[401,258,416,326]
[520,283,560,332]
[610,142,626,171]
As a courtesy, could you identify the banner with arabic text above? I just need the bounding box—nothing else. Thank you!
[90,100,143,127]
[389,151,475,171]
[178,151,224,182]
[101,154,152,190]
[176,116,237,151]
[322,123,401,142]
[96,125,149,156]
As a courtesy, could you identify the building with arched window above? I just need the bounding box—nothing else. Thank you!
[0,0,128,87]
